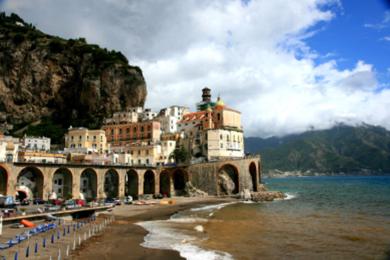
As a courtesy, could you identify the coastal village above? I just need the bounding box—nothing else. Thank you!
[0,88,261,204]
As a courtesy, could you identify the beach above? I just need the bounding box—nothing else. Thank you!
[72,197,234,260]
[72,176,390,260]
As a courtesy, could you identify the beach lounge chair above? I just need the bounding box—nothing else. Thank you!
[7,239,19,246]
[0,243,10,250]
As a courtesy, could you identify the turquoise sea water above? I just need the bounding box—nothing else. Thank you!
[139,176,390,260]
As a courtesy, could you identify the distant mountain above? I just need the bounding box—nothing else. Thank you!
[245,124,390,175]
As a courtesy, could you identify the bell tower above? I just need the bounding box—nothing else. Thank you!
[202,87,211,102]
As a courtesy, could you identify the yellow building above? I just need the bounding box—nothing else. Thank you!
[64,127,108,154]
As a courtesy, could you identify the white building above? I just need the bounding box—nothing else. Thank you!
[104,107,158,125]
[158,106,189,134]
[21,135,51,151]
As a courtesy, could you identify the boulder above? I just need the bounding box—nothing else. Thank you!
[218,173,235,195]
[184,182,208,197]
[251,191,286,202]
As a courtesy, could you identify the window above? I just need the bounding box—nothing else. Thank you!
[217,113,221,120]
[119,129,122,134]
[141,126,144,132]
[134,127,137,132]
[111,129,114,135]
[220,143,223,148]
[126,128,130,133]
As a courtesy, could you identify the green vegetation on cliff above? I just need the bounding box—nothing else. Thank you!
[0,12,147,144]
[245,124,390,174]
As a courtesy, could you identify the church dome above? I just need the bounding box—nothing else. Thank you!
[215,96,225,108]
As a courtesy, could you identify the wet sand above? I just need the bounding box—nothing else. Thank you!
[72,197,234,260]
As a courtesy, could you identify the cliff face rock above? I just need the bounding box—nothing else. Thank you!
[0,13,147,142]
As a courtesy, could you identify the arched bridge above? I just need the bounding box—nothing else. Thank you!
[0,156,261,200]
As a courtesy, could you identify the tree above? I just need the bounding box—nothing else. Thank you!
[170,146,189,164]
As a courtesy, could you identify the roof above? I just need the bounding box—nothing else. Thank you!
[179,111,207,123]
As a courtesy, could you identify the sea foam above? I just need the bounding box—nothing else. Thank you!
[137,219,233,260]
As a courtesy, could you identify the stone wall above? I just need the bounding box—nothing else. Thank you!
[188,156,261,195]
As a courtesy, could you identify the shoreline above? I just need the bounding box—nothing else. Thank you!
[72,197,235,260]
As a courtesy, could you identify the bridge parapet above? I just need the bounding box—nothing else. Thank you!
[0,156,262,200]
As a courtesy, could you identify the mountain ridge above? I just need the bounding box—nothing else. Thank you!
[245,124,390,175]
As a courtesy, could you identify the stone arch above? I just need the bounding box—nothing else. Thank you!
[126,169,139,198]
[104,169,119,198]
[52,168,73,199]
[173,169,187,196]
[0,166,8,195]
[218,164,239,195]
[143,170,155,195]
[17,167,44,200]
[249,162,258,192]
[80,168,97,200]
[159,170,171,197]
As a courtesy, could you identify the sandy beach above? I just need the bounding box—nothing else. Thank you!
[72,197,234,260]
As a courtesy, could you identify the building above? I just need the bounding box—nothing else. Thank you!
[157,106,189,134]
[0,134,20,162]
[18,151,67,164]
[103,107,158,125]
[21,135,51,151]
[64,127,108,154]
[178,87,244,161]
[102,120,161,148]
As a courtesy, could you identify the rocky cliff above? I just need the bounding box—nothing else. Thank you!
[0,13,147,143]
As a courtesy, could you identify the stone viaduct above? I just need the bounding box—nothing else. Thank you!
[0,156,261,200]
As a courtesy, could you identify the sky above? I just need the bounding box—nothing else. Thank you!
[1,0,389,137]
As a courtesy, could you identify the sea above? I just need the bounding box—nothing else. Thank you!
[137,176,390,259]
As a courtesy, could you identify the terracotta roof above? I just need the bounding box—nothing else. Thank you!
[179,111,207,123]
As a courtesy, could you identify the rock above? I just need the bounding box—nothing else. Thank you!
[218,173,235,195]
[184,182,208,197]
[241,188,251,200]
[258,184,267,192]
[251,191,286,202]
[0,14,147,141]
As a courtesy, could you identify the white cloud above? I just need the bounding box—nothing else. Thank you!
[1,0,389,137]
[364,11,390,30]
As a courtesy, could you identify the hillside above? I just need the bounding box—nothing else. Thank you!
[245,124,390,175]
[0,13,147,144]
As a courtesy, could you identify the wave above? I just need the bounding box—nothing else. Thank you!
[190,202,237,212]
[168,217,209,223]
[173,243,233,260]
[137,220,233,260]
[284,192,298,200]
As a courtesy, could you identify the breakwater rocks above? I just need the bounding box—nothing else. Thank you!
[250,191,286,202]
[239,184,286,202]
